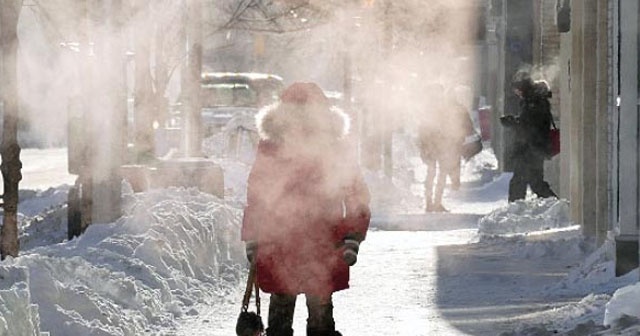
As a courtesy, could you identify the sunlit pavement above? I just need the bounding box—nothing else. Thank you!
[178,214,583,336]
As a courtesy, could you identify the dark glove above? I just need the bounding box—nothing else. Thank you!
[245,241,257,263]
[342,238,360,266]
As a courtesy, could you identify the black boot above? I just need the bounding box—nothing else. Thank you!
[307,328,338,336]
[267,294,296,336]
[306,295,336,336]
[307,329,344,336]
[266,327,293,336]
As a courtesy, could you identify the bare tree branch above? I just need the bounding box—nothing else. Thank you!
[218,0,332,34]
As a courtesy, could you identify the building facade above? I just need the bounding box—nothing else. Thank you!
[488,0,639,275]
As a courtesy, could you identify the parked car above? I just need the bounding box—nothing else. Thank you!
[156,72,284,157]
[199,72,284,137]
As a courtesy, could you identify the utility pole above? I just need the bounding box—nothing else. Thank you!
[91,0,126,223]
[0,0,24,259]
[67,1,90,239]
[184,0,203,157]
[79,0,94,235]
[133,0,155,162]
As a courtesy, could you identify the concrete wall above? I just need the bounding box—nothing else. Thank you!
[511,0,614,246]
[615,0,640,275]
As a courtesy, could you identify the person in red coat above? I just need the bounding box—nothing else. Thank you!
[241,82,371,336]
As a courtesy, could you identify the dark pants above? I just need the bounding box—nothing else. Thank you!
[266,293,336,336]
[508,152,557,202]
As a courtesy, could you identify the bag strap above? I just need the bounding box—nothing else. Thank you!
[241,258,261,315]
[549,110,558,130]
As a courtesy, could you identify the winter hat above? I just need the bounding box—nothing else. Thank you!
[511,71,534,94]
[280,82,329,106]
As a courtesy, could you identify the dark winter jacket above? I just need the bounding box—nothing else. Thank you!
[502,81,553,159]
[241,98,371,297]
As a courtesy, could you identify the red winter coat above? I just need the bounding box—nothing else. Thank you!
[241,101,371,298]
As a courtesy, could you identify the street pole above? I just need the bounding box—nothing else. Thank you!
[185,0,203,157]
[92,0,126,223]
[79,0,95,234]
[133,0,155,162]
[382,0,393,179]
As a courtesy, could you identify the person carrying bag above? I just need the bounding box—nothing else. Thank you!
[236,258,264,336]
[241,82,371,336]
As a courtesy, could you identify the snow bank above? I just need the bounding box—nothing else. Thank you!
[478,197,572,235]
[545,234,638,298]
[604,282,640,327]
[19,205,67,251]
[0,266,44,336]
[477,197,582,261]
[2,187,245,336]
[477,196,634,334]
[18,187,70,218]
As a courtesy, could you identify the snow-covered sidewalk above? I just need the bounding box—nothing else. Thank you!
[179,228,481,336]
[1,147,638,336]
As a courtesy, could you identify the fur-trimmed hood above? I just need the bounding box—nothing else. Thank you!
[255,102,351,143]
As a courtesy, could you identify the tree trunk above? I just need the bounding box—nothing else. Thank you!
[0,0,24,259]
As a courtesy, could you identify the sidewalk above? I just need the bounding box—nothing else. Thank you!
[435,238,583,335]
[178,214,585,336]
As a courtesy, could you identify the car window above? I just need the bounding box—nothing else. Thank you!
[201,83,257,107]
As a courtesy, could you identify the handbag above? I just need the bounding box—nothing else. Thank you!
[549,119,560,157]
[236,259,264,336]
[462,133,483,161]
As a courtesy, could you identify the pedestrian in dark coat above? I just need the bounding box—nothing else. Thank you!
[501,71,557,202]
[241,82,371,336]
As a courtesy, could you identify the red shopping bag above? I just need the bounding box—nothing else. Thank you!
[549,127,560,157]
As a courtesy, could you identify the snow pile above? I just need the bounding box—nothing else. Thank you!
[544,230,638,298]
[532,235,638,334]
[19,205,67,251]
[604,282,640,327]
[18,186,70,217]
[2,187,245,336]
[475,196,636,334]
[478,197,572,235]
[0,266,44,336]
[504,231,639,334]
[480,226,591,260]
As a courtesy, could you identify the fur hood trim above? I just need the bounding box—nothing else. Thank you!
[255,102,350,142]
